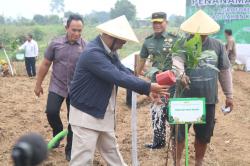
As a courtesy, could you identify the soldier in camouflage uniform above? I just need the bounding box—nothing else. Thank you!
[137,12,178,149]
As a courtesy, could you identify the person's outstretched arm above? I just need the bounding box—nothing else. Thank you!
[34,58,52,97]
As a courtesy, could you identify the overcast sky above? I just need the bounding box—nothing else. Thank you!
[0,0,186,19]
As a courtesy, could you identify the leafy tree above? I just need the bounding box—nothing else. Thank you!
[33,14,61,25]
[110,0,136,21]
[50,0,64,14]
[168,15,185,27]
[32,28,45,41]
[0,15,5,24]
[16,17,33,26]
[64,11,81,18]
[47,15,61,24]
[33,14,47,24]
[84,11,110,24]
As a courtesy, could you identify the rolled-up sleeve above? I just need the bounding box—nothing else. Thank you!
[218,43,230,70]
[218,43,233,98]
[140,42,149,59]
[44,42,55,61]
[19,42,27,50]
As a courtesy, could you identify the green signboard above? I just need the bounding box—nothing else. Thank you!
[168,98,206,124]
[186,0,250,44]
[168,98,206,165]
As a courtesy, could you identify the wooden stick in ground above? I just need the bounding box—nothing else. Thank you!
[173,124,179,166]
[134,54,140,76]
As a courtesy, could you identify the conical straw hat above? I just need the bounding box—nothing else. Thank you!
[180,9,220,35]
[96,15,139,43]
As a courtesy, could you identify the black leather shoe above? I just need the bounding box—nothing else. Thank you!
[65,151,71,161]
[144,142,166,149]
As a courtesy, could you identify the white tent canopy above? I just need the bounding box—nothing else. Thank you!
[236,44,250,71]
[121,51,139,71]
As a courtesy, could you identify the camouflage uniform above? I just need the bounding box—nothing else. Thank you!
[140,25,178,148]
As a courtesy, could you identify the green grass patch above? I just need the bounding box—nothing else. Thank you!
[0,24,179,60]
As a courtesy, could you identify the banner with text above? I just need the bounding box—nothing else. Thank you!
[186,0,250,44]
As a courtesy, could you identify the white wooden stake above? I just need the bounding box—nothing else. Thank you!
[131,91,138,166]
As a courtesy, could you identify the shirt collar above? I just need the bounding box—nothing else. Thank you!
[64,35,81,45]
[153,31,167,38]
[202,36,209,46]
[100,36,112,55]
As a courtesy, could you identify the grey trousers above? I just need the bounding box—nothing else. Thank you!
[70,125,127,166]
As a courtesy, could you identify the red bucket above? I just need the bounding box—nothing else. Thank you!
[156,70,176,86]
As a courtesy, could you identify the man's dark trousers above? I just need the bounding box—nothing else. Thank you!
[45,92,72,154]
[25,57,36,77]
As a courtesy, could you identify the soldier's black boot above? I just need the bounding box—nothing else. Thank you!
[145,136,166,149]
[144,141,166,149]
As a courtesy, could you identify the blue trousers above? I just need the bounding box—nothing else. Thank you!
[24,57,36,77]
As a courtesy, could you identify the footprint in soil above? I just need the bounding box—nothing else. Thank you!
[19,109,27,113]
[0,127,6,139]
[122,138,131,144]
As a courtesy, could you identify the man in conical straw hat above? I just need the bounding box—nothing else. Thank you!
[172,10,234,166]
[69,15,169,166]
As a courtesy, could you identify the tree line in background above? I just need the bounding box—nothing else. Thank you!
[0,0,185,57]
[0,0,185,27]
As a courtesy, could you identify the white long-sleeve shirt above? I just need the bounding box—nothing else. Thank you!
[19,39,38,58]
[69,86,116,132]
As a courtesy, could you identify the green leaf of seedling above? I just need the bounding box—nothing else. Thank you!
[199,50,217,60]
[184,33,202,69]
[203,63,220,72]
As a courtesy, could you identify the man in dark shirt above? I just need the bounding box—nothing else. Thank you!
[34,14,86,161]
